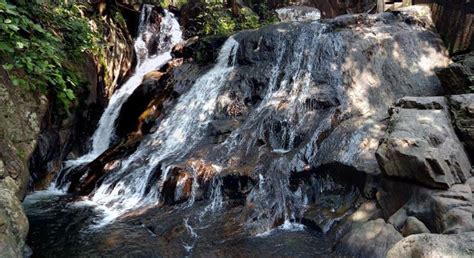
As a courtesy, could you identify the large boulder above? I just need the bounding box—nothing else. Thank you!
[376,96,472,189]
[0,68,48,256]
[380,181,474,234]
[400,183,474,234]
[400,216,430,237]
[436,52,474,94]
[449,94,474,160]
[335,219,403,258]
[387,232,474,258]
[226,6,449,179]
[0,178,29,258]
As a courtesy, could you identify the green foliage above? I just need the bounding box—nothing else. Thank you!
[191,0,277,37]
[197,2,236,36]
[245,2,279,24]
[239,7,260,30]
[0,0,99,110]
[160,0,188,8]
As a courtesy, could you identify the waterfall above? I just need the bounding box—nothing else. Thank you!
[89,37,240,223]
[54,18,342,234]
[53,13,339,232]
[219,24,333,156]
[87,23,335,227]
[207,23,344,234]
[65,6,182,168]
[24,8,455,256]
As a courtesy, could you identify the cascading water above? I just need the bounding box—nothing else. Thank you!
[23,8,451,257]
[76,22,338,230]
[65,6,182,167]
[207,23,344,234]
[89,37,239,223]
[45,18,343,235]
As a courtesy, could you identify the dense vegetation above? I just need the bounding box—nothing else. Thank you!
[162,0,277,37]
[0,0,276,109]
[190,1,277,36]
[0,0,99,109]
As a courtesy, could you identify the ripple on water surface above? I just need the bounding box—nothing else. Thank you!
[24,197,333,257]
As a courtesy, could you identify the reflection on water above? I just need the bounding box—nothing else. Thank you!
[24,193,332,257]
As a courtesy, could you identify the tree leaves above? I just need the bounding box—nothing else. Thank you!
[190,1,276,37]
[2,63,13,70]
[0,41,13,53]
[0,0,99,110]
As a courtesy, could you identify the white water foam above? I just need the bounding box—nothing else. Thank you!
[49,7,183,195]
[88,37,239,224]
[89,9,182,159]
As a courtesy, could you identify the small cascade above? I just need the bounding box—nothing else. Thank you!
[88,6,182,159]
[275,6,321,22]
[247,158,307,235]
[183,218,199,254]
[198,177,224,220]
[66,6,182,167]
[182,165,200,208]
[207,23,344,234]
[52,6,182,192]
[89,37,240,222]
[219,24,336,156]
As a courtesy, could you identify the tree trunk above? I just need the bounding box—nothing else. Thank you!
[226,0,240,17]
[377,0,385,12]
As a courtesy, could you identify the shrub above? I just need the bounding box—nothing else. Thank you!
[191,0,277,37]
[0,0,99,109]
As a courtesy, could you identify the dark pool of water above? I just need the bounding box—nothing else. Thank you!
[24,191,333,258]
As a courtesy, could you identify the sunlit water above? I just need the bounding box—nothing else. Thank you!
[62,7,183,171]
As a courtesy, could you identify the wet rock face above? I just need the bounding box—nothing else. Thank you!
[115,59,188,139]
[219,6,448,180]
[135,5,166,61]
[387,232,474,258]
[376,96,472,189]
